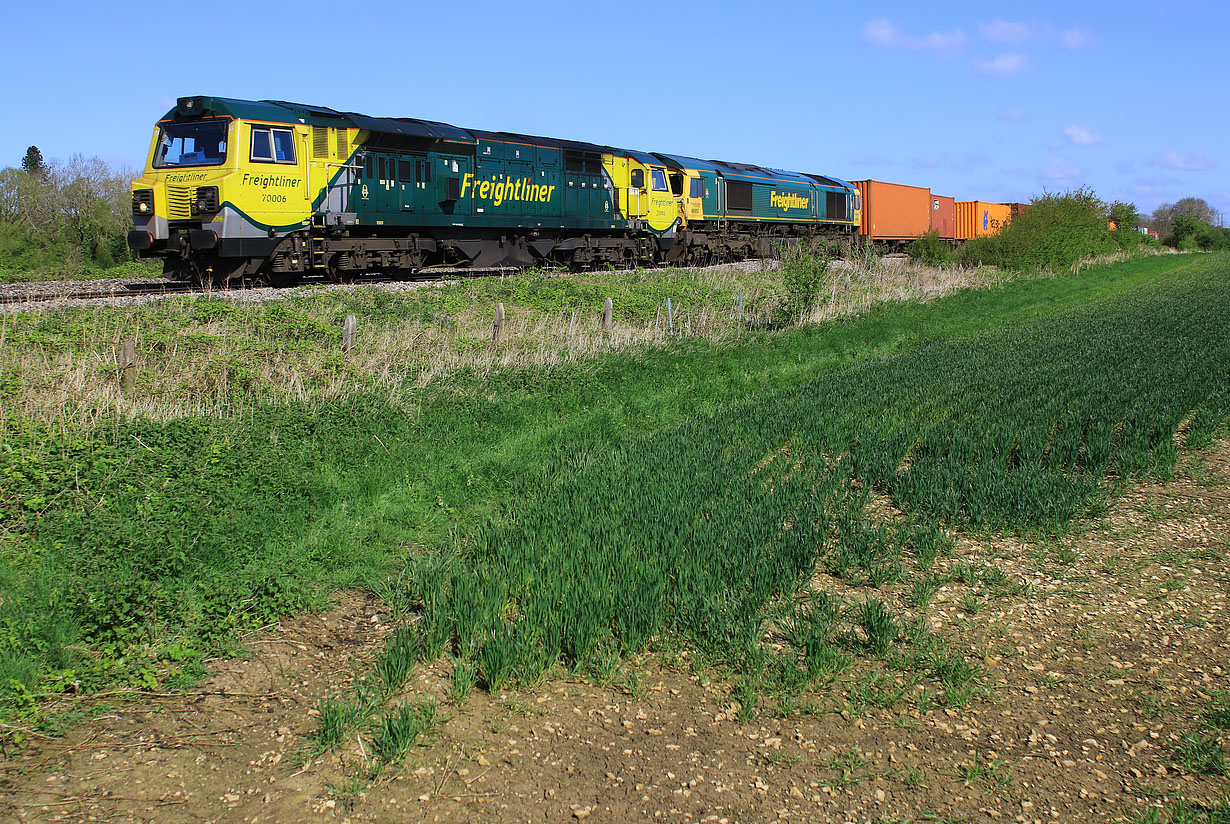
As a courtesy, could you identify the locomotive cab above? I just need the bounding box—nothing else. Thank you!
[129,103,243,282]
[130,96,319,285]
[603,152,679,235]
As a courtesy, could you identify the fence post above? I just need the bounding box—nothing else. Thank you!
[602,297,613,331]
[667,297,674,334]
[493,303,505,341]
[119,339,135,394]
[342,314,357,355]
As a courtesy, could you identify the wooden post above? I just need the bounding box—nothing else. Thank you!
[493,303,505,341]
[342,314,357,355]
[602,297,613,331]
[119,339,135,394]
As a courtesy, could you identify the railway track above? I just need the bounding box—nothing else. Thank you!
[0,281,195,306]
[0,273,401,308]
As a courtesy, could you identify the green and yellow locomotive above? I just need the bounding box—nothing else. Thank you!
[129,96,860,284]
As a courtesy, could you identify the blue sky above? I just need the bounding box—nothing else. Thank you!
[3,0,1225,220]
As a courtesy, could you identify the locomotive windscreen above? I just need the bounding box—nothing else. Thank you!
[153,121,229,168]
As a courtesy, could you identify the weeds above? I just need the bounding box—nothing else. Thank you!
[857,599,900,656]
[1203,690,1230,730]
[312,696,369,755]
[1174,731,1228,776]
[1125,797,1230,824]
[951,752,1013,796]
[370,700,439,768]
[448,657,477,704]
[818,747,871,787]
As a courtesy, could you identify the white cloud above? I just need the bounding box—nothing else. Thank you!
[1039,158,1085,187]
[974,53,1031,77]
[863,19,968,59]
[980,20,1031,45]
[997,105,1025,122]
[1059,28,1093,48]
[1062,124,1103,147]
[1150,150,1216,171]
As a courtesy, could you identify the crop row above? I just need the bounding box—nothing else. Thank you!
[397,262,1230,691]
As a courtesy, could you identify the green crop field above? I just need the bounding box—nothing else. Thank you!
[393,253,1229,695]
[0,253,1226,738]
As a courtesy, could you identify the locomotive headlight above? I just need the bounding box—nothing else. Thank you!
[193,186,220,216]
[132,189,154,217]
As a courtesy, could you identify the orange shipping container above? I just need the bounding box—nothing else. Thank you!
[956,201,1011,239]
[854,180,932,240]
[930,194,956,239]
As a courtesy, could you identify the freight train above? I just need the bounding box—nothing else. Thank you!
[128,96,1015,285]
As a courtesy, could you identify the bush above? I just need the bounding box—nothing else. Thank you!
[778,243,829,325]
[1110,227,1163,254]
[993,188,1117,272]
[956,234,1006,268]
[1195,224,1230,251]
[907,230,952,266]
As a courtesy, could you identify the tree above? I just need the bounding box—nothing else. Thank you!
[1108,200,1138,230]
[1171,215,1199,244]
[21,146,45,178]
[1150,196,1216,236]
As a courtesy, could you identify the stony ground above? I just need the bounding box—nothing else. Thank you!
[2,440,1228,824]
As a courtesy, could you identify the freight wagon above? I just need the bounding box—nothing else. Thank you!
[956,201,1013,240]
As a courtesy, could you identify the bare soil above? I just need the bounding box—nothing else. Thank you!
[3,441,1228,824]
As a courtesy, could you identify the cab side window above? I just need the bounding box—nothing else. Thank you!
[689,178,705,198]
[252,127,297,164]
[650,168,669,192]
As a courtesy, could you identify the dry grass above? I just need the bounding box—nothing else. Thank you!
[0,256,1005,436]
[810,253,1006,323]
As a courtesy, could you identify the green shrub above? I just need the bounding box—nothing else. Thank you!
[778,244,829,325]
[908,230,952,266]
[995,188,1117,272]
[957,234,1006,268]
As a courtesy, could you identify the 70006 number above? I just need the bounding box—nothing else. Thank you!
[261,193,287,203]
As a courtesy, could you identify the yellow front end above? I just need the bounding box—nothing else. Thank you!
[130,114,357,277]
[602,155,679,233]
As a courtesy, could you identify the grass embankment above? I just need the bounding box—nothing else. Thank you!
[0,258,162,284]
[0,253,1221,732]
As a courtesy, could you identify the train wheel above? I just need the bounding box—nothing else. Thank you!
[265,270,303,288]
[325,254,358,284]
